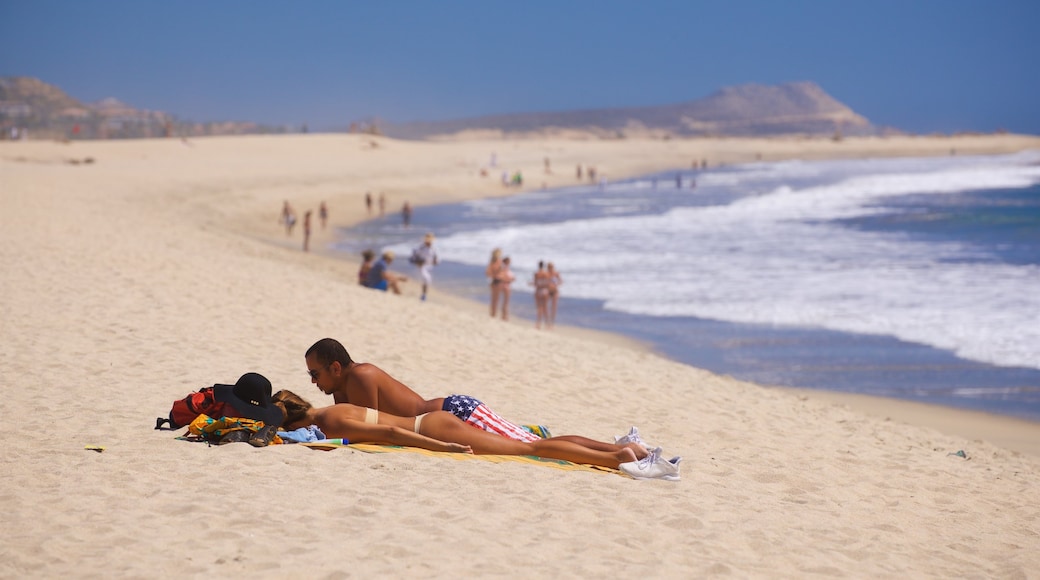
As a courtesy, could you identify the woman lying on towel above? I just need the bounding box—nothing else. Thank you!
[273,390,680,480]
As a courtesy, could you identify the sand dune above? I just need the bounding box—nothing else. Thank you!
[1,133,1038,577]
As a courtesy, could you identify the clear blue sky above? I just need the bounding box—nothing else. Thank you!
[1,0,1037,134]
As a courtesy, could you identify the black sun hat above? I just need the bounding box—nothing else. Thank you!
[212,372,284,428]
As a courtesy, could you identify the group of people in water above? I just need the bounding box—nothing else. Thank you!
[265,338,680,480]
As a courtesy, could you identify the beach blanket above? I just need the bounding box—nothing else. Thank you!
[301,441,623,476]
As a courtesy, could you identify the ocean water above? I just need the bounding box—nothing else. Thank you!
[335,151,1040,421]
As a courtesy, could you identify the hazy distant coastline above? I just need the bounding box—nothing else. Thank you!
[3,76,1015,142]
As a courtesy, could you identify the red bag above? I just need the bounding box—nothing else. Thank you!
[155,373,285,431]
[156,387,228,429]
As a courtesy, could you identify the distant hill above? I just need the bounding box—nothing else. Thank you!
[0,77,287,140]
[382,82,874,140]
[1,76,875,141]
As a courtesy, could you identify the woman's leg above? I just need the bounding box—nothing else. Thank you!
[535,293,547,328]
[549,435,648,459]
[501,286,511,320]
[421,413,634,468]
[490,284,500,317]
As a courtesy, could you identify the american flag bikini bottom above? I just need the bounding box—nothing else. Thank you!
[442,394,540,442]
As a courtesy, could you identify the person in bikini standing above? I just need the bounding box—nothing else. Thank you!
[486,248,504,318]
[546,262,562,328]
[532,260,551,329]
[497,256,516,321]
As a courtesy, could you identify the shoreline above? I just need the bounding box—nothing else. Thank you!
[774,387,1040,457]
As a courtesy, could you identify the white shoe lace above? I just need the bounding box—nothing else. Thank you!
[636,447,662,472]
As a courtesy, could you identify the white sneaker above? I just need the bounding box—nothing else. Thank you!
[614,426,650,447]
[619,447,681,481]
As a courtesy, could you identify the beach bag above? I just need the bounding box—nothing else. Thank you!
[154,373,285,431]
[155,387,227,430]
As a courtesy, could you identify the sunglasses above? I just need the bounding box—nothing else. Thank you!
[307,364,330,379]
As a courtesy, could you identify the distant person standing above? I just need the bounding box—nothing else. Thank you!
[486,248,504,318]
[410,233,439,302]
[402,201,413,227]
[576,164,583,180]
[378,192,386,216]
[365,192,373,215]
[303,210,313,252]
[280,200,297,236]
[497,256,517,321]
[531,261,551,330]
[546,262,562,328]
[319,201,328,229]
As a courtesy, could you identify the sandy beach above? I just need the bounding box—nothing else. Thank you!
[2,132,1039,577]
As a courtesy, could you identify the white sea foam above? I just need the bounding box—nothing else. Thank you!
[435,153,1040,370]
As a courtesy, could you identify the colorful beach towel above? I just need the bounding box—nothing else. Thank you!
[181,414,283,444]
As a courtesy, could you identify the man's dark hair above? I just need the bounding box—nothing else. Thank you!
[306,338,352,366]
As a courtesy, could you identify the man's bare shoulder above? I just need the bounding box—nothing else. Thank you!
[347,362,389,380]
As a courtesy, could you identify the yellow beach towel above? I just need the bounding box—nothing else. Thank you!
[301,441,623,476]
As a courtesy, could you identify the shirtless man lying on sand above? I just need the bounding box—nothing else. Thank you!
[305,337,551,442]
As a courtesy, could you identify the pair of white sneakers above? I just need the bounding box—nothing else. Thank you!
[614,426,681,481]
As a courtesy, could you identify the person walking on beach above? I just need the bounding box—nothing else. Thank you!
[280,200,297,236]
[304,338,544,442]
[302,210,313,252]
[319,201,328,229]
[378,192,386,216]
[364,251,406,294]
[498,256,517,321]
[402,201,413,227]
[546,262,562,328]
[532,260,551,329]
[410,232,439,301]
[486,248,504,318]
